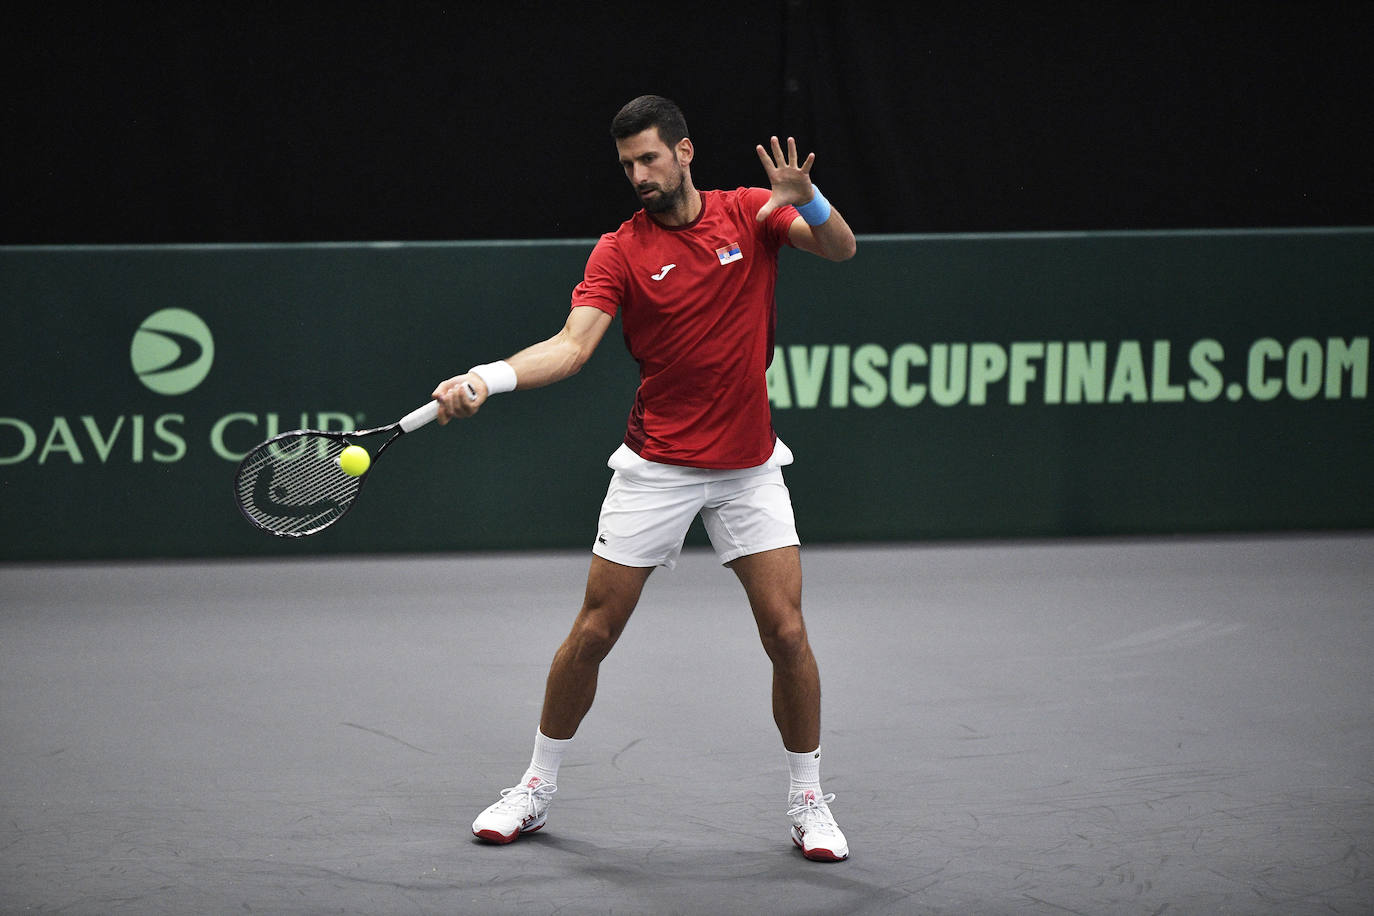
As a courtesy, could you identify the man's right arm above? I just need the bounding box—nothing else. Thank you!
[432,305,613,423]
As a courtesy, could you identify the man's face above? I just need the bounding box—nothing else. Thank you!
[615,127,690,213]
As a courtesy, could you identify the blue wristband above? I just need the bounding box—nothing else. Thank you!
[795,186,832,226]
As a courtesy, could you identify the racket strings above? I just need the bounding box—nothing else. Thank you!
[236,435,365,535]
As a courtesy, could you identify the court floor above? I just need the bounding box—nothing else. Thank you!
[2,533,1372,914]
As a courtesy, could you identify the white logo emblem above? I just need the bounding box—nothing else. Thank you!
[131,308,216,396]
[651,264,676,281]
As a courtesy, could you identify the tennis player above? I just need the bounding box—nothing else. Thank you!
[432,95,856,861]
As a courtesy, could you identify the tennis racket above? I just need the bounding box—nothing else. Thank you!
[234,397,452,538]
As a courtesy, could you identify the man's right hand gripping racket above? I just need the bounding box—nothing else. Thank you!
[234,396,452,538]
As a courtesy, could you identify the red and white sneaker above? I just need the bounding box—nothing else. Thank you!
[471,776,557,844]
[788,789,849,861]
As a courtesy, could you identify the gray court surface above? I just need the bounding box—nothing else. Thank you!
[2,534,1372,915]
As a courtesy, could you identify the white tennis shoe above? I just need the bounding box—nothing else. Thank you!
[788,789,849,861]
[471,776,557,844]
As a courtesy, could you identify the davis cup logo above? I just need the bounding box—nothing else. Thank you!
[130,309,215,395]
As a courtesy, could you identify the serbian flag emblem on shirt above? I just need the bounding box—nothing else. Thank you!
[716,242,743,265]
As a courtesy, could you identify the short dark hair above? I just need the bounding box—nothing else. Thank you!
[610,95,690,147]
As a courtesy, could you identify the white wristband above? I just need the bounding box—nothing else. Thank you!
[468,360,518,395]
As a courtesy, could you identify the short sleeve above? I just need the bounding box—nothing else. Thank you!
[738,187,799,249]
[570,233,625,316]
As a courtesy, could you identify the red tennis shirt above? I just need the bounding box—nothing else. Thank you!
[571,187,798,469]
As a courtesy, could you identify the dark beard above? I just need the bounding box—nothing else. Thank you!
[639,174,687,214]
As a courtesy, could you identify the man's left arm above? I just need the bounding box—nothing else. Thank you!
[786,204,857,262]
[754,135,857,262]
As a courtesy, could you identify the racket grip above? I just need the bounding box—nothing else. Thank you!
[400,400,440,432]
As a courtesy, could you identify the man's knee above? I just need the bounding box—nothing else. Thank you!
[758,612,810,663]
[564,557,652,662]
[565,608,625,662]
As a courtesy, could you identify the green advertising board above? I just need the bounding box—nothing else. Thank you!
[2,229,1370,561]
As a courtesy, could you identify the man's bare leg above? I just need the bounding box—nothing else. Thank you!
[728,546,820,752]
[472,556,652,843]
[730,545,847,860]
[539,555,654,739]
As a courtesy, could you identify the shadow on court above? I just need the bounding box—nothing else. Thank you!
[2,534,1372,914]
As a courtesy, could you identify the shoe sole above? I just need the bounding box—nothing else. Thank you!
[473,818,546,844]
[792,828,848,861]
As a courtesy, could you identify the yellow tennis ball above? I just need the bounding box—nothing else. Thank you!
[338,445,370,477]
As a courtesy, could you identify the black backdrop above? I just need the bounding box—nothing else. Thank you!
[4,1,1371,244]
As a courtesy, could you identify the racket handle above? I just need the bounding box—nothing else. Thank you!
[400,400,440,432]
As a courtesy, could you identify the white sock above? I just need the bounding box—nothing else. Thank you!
[522,729,572,787]
[786,746,822,799]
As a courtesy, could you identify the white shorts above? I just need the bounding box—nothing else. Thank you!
[592,441,801,569]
